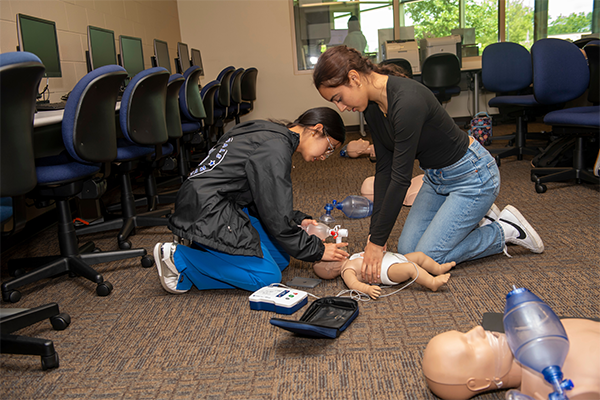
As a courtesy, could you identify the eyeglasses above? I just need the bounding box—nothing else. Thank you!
[323,131,335,159]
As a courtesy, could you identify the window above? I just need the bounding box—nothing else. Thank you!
[292,0,392,71]
[290,0,599,72]
[547,0,594,41]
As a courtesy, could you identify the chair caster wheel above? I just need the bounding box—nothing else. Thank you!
[531,174,538,182]
[93,247,102,253]
[41,353,59,370]
[118,240,132,250]
[96,281,113,296]
[9,267,25,278]
[535,183,547,193]
[141,255,154,268]
[50,313,71,330]
[495,155,501,166]
[2,289,21,303]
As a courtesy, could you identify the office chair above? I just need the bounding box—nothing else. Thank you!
[75,67,173,250]
[530,38,600,193]
[213,66,235,138]
[2,64,151,303]
[482,42,555,165]
[143,73,187,207]
[0,52,71,370]
[583,41,599,105]
[200,80,221,149]
[380,58,413,78]
[178,65,206,162]
[239,67,258,119]
[420,53,461,104]
[226,67,245,124]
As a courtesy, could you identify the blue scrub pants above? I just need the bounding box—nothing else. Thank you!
[172,212,290,292]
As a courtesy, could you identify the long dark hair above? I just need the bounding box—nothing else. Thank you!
[313,45,406,89]
[285,107,346,143]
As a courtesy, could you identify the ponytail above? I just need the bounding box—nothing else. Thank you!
[313,45,406,89]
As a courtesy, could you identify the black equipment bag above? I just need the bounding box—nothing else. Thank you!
[270,297,359,339]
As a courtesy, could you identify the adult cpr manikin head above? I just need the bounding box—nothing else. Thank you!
[361,174,424,205]
[422,319,600,400]
[346,139,375,158]
[422,326,519,400]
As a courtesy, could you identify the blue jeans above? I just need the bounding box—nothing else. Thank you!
[172,211,290,292]
[397,140,505,264]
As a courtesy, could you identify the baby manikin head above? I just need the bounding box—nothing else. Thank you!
[346,139,375,158]
[313,260,344,280]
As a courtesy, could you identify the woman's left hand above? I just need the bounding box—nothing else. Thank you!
[300,219,319,228]
[321,242,349,261]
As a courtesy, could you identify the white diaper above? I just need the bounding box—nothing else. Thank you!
[347,252,408,286]
[380,252,409,286]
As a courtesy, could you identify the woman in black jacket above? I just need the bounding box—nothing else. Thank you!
[154,107,348,294]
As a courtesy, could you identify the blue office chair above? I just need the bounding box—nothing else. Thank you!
[2,63,150,303]
[482,42,554,164]
[239,67,258,119]
[200,80,221,148]
[226,67,245,124]
[421,53,461,104]
[530,38,600,193]
[0,52,71,370]
[75,67,173,249]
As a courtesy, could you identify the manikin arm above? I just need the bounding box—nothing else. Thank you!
[342,269,382,299]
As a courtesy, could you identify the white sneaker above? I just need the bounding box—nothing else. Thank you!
[498,205,544,253]
[479,203,501,227]
[153,242,188,294]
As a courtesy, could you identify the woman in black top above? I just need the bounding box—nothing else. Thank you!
[314,46,544,284]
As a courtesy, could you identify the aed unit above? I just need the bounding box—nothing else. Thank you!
[249,286,308,315]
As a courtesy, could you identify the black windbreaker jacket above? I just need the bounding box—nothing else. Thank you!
[168,120,325,262]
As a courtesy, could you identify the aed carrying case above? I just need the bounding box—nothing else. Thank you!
[269,297,359,339]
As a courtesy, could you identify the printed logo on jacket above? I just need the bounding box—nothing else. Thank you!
[189,137,233,178]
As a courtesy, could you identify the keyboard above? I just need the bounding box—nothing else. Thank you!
[36,101,66,111]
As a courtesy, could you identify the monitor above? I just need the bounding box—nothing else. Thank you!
[153,39,171,74]
[16,14,62,78]
[177,42,191,73]
[119,35,145,78]
[190,48,204,77]
[87,25,117,70]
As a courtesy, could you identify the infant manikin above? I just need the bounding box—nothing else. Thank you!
[345,139,376,158]
[361,174,424,206]
[422,319,600,400]
[313,251,454,299]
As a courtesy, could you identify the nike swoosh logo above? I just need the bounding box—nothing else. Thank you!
[499,218,527,240]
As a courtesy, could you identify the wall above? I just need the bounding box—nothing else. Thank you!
[0,0,182,102]
[176,0,492,128]
[176,0,360,127]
